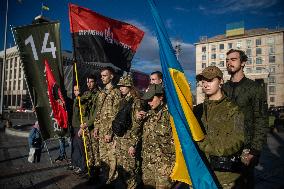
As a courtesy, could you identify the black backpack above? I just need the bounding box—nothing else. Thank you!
[112,98,134,137]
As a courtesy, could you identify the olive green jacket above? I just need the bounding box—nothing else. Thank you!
[194,95,245,185]
[223,77,269,155]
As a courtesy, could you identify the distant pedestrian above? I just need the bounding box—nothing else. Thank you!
[28,121,42,163]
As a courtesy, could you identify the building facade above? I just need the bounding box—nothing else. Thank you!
[0,46,73,110]
[195,28,284,107]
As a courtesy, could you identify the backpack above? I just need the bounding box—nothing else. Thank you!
[112,98,134,137]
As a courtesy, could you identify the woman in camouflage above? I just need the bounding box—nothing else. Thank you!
[113,74,143,189]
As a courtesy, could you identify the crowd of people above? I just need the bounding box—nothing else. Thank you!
[28,49,269,189]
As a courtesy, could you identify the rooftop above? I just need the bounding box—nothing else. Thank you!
[196,28,284,45]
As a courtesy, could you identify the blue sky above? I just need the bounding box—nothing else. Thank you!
[1,0,284,92]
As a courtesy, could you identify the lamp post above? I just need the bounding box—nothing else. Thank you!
[0,0,9,115]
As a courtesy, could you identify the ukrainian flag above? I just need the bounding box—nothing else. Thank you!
[148,0,218,188]
[42,4,49,11]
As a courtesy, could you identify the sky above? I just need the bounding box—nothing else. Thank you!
[1,0,284,92]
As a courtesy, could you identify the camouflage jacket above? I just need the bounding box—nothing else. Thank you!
[116,95,143,149]
[196,95,245,157]
[223,77,269,155]
[142,104,175,166]
[94,85,121,136]
[80,89,98,130]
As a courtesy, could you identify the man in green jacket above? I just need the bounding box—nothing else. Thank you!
[223,49,269,188]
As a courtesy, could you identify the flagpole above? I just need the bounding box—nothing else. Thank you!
[0,0,9,115]
[74,62,91,176]
[41,2,43,16]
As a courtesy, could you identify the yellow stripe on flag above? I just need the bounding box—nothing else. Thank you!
[169,68,204,141]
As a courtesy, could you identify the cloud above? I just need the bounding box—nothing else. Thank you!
[199,0,278,14]
[174,6,190,12]
[125,19,196,79]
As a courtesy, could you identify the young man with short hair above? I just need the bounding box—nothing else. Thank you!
[223,49,269,188]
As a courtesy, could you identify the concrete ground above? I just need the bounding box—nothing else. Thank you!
[0,118,284,189]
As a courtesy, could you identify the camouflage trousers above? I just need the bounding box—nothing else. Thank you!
[115,138,141,189]
[142,160,173,189]
[98,137,117,183]
[83,129,99,168]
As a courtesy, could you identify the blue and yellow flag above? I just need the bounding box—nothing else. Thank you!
[148,0,218,188]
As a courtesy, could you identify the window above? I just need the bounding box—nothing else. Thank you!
[256,48,262,56]
[236,41,242,49]
[269,56,275,63]
[256,38,261,46]
[256,67,262,73]
[202,63,206,68]
[246,39,252,48]
[269,66,276,73]
[246,68,252,73]
[211,54,216,59]
[219,54,225,59]
[219,61,224,67]
[256,57,262,64]
[270,97,275,102]
[210,62,216,66]
[269,76,276,84]
[228,43,233,49]
[219,44,224,50]
[246,49,252,57]
[247,58,252,65]
[202,54,206,60]
[269,86,276,94]
[267,37,274,45]
[269,46,275,54]
[211,45,216,52]
[202,46,206,52]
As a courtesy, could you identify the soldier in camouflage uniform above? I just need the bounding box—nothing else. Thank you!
[223,49,269,188]
[136,84,175,189]
[78,74,99,178]
[93,67,122,184]
[112,75,143,189]
[195,66,245,188]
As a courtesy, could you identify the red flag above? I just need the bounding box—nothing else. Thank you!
[44,60,68,129]
[69,3,144,71]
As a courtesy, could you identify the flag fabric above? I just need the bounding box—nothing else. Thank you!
[42,5,49,11]
[68,3,144,72]
[148,0,218,188]
[13,21,67,139]
[44,59,68,129]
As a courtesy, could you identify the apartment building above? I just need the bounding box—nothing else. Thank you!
[195,28,284,107]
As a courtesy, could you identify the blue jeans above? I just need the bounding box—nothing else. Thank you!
[59,137,66,157]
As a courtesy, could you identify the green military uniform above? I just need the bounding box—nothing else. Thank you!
[195,95,245,187]
[115,75,143,189]
[141,84,175,189]
[80,90,99,168]
[94,85,121,183]
[222,77,268,156]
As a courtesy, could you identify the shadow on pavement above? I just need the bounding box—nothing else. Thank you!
[0,164,68,179]
[25,174,68,189]
[255,131,284,189]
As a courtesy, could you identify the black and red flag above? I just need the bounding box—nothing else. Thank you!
[68,3,144,72]
[44,60,68,129]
